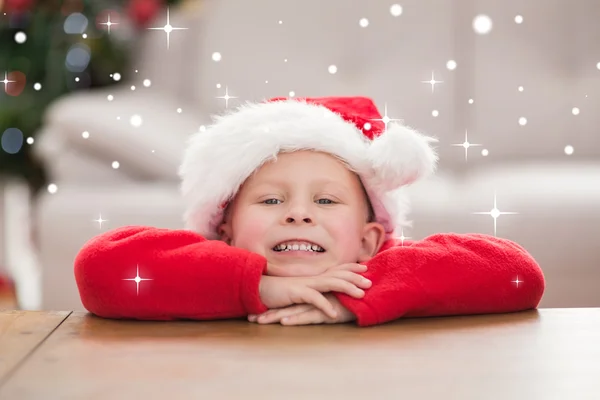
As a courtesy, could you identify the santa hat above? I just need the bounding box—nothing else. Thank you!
[179,96,438,240]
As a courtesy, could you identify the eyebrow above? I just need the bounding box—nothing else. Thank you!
[252,178,350,193]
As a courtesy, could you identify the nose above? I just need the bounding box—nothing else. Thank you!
[283,204,314,225]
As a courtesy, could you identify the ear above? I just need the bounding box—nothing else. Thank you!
[218,220,233,245]
[357,222,386,262]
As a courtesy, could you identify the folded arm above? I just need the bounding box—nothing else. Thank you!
[335,233,545,327]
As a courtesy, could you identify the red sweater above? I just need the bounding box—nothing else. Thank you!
[74,226,545,327]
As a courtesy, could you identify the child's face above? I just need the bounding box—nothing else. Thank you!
[219,151,386,269]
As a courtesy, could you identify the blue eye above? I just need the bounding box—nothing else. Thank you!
[317,198,335,204]
[263,198,335,205]
[263,199,281,205]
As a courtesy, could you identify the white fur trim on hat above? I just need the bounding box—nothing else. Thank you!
[179,99,438,240]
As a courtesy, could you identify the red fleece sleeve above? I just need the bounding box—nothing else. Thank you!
[74,226,269,320]
[335,233,545,327]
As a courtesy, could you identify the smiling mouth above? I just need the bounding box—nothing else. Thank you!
[272,243,326,253]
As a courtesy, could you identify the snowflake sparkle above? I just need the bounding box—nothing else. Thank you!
[451,130,482,162]
[422,71,443,92]
[512,276,523,287]
[93,214,108,228]
[147,7,188,49]
[398,228,412,246]
[472,191,519,236]
[99,14,118,34]
[369,103,403,132]
[123,265,153,296]
[216,86,238,108]
[2,71,16,92]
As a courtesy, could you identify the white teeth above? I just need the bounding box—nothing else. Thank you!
[274,242,324,252]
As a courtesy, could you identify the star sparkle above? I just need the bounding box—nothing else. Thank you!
[216,86,238,108]
[512,276,523,288]
[421,71,443,92]
[398,228,412,246]
[93,213,108,228]
[451,130,483,161]
[147,7,188,49]
[2,71,16,93]
[99,14,118,34]
[472,191,519,236]
[370,103,403,132]
[123,265,153,296]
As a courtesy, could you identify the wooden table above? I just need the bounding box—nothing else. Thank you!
[1,308,599,400]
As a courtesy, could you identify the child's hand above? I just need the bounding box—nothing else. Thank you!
[249,293,355,325]
[259,263,371,319]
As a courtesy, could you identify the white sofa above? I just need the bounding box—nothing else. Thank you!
[25,0,600,311]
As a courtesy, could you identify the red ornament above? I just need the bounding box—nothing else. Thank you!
[127,0,164,28]
[5,71,26,97]
[4,0,35,13]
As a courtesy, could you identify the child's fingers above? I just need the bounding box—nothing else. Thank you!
[281,309,327,326]
[328,270,372,289]
[310,277,366,299]
[255,304,313,324]
[292,288,338,319]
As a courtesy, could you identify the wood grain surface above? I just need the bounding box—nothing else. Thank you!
[0,310,70,385]
[0,308,599,400]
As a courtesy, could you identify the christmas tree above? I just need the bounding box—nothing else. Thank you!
[0,0,182,194]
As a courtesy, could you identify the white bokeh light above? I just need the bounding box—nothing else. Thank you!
[112,161,120,169]
[432,110,439,117]
[446,60,457,70]
[564,145,574,155]
[482,149,489,156]
[519,117,528,126]
[390,4,403,17]
[113,72,121,81]
[518,86,524,92]
[48,184,58,194]
[14,31,27,43]
[33,83,42,91]
[468,98,474,104]
[212,52,222,62]
[473,15,493,35]
[289,91,295,97]
[515,15,524,24]
[107,94,114,101]
[328,65,338,74]
[363,122,372,131]
[82,131,89,139]
[26,137,34,145]
[572,107,580,115]
[359,18,369,27]
[177,108,182,113]
[130,114,143,127]
[597,62,600,70]
[143,79,151,87]
[130,85,136,91]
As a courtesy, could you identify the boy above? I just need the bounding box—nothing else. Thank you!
[74,96,545,326]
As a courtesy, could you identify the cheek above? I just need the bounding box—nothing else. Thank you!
[325,217,363,249]
[232,210,272,250]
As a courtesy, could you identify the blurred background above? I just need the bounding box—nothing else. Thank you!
[0,0,599,312]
